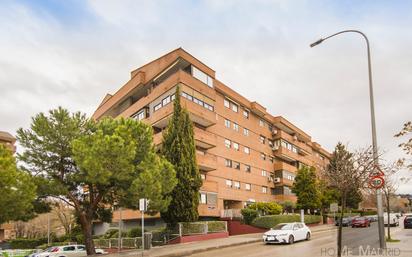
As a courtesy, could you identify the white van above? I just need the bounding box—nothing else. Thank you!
[384,213,399,226]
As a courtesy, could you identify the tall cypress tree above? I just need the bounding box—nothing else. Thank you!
[161,86,202,223]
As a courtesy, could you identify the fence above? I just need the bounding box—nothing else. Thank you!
[93,237,143,249]
[94,221,227,249]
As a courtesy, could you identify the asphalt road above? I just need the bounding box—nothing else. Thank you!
[190,223,393,257]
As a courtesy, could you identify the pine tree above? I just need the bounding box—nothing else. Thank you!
[161,86,202,223]
[292,166,321,212]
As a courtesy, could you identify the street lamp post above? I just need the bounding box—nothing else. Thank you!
[310,30,386,249]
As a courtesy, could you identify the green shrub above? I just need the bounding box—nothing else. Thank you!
[252,215,321,229]
[10,238,48,249]
[127,227,143,237]
[361,210,377,216]
[241,208,259,225]
[206,221,226,232]
[110,231,127,239]
[103,229,118,239]
[249,202,283,215]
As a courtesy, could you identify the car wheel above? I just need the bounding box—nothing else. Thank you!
[352,225,355,228]
[289,235,294,244]
[306,232,311,241]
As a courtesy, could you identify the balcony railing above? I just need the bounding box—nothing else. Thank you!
[220,209,242,218]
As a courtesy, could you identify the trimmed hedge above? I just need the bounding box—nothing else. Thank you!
[10,238,48,249]
[181,222,205,235]
[252,215,321,229]
[206,221,226,232]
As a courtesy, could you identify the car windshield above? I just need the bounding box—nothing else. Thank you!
[272,223,294,230]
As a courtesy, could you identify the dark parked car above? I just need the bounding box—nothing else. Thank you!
[352,217,371,228]
[404,216,412,229]
[335,217,354,227]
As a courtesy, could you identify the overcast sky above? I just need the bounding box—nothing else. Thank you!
[0,0,411,193]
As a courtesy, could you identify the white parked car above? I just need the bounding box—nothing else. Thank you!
[39,245,107,257]
[262,222,311,244]
[384,213,399,227]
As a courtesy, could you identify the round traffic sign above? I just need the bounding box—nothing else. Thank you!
[369,175,385,189]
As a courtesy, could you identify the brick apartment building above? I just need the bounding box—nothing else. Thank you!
[0,131,16,241]
[92,48,330,233]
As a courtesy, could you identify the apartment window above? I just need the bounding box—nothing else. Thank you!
[261,170,267,177]
[224,119,231,128]
[262,186,268,194]
[180,88,214,112]
[245,183,251,191]
[200,193,207,204]
[244,146,250,154]
[243,109,249,119]
[234,181,240,189]
[261,153,266,161]
[207,193,217,205]
[162,96,171,106]
[259,119,265,127]
[224,139,231,148]
[233,122,239,131]
[292,146,298,153]
[132,109,146,121]
[204,102,214,111]
[268,140,274,147]
[193,97,203,106]
[225,159,232,168]
[226,180,233,187]
[231,103,238,113]
[269,156,274,163]
[154,103,162,112]
[201,174,206,180]
[243,128,249,136]
[233,142,239,151]
[259,135,266,144]
[224,99,230,108]
[233,161,240,170]
[192,66,213,87]
[245,165,251,173]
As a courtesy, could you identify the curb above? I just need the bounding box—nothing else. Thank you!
[156,238,262,257]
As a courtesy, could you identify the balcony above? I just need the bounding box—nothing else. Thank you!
[194,127,217,149]
[201,180,218,192]
[181,98,216,127]
[273,146,309,164]
[152,127,217,149]
[273,130,312,155]
[197,151,217,171]
[148,102,174,129]
[280,178,294,187]
[273,161,297,172]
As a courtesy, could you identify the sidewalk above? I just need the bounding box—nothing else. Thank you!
[387,226,412,257]
[108,224,336,257]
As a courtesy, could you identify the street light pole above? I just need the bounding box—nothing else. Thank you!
[310,30,386,249]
